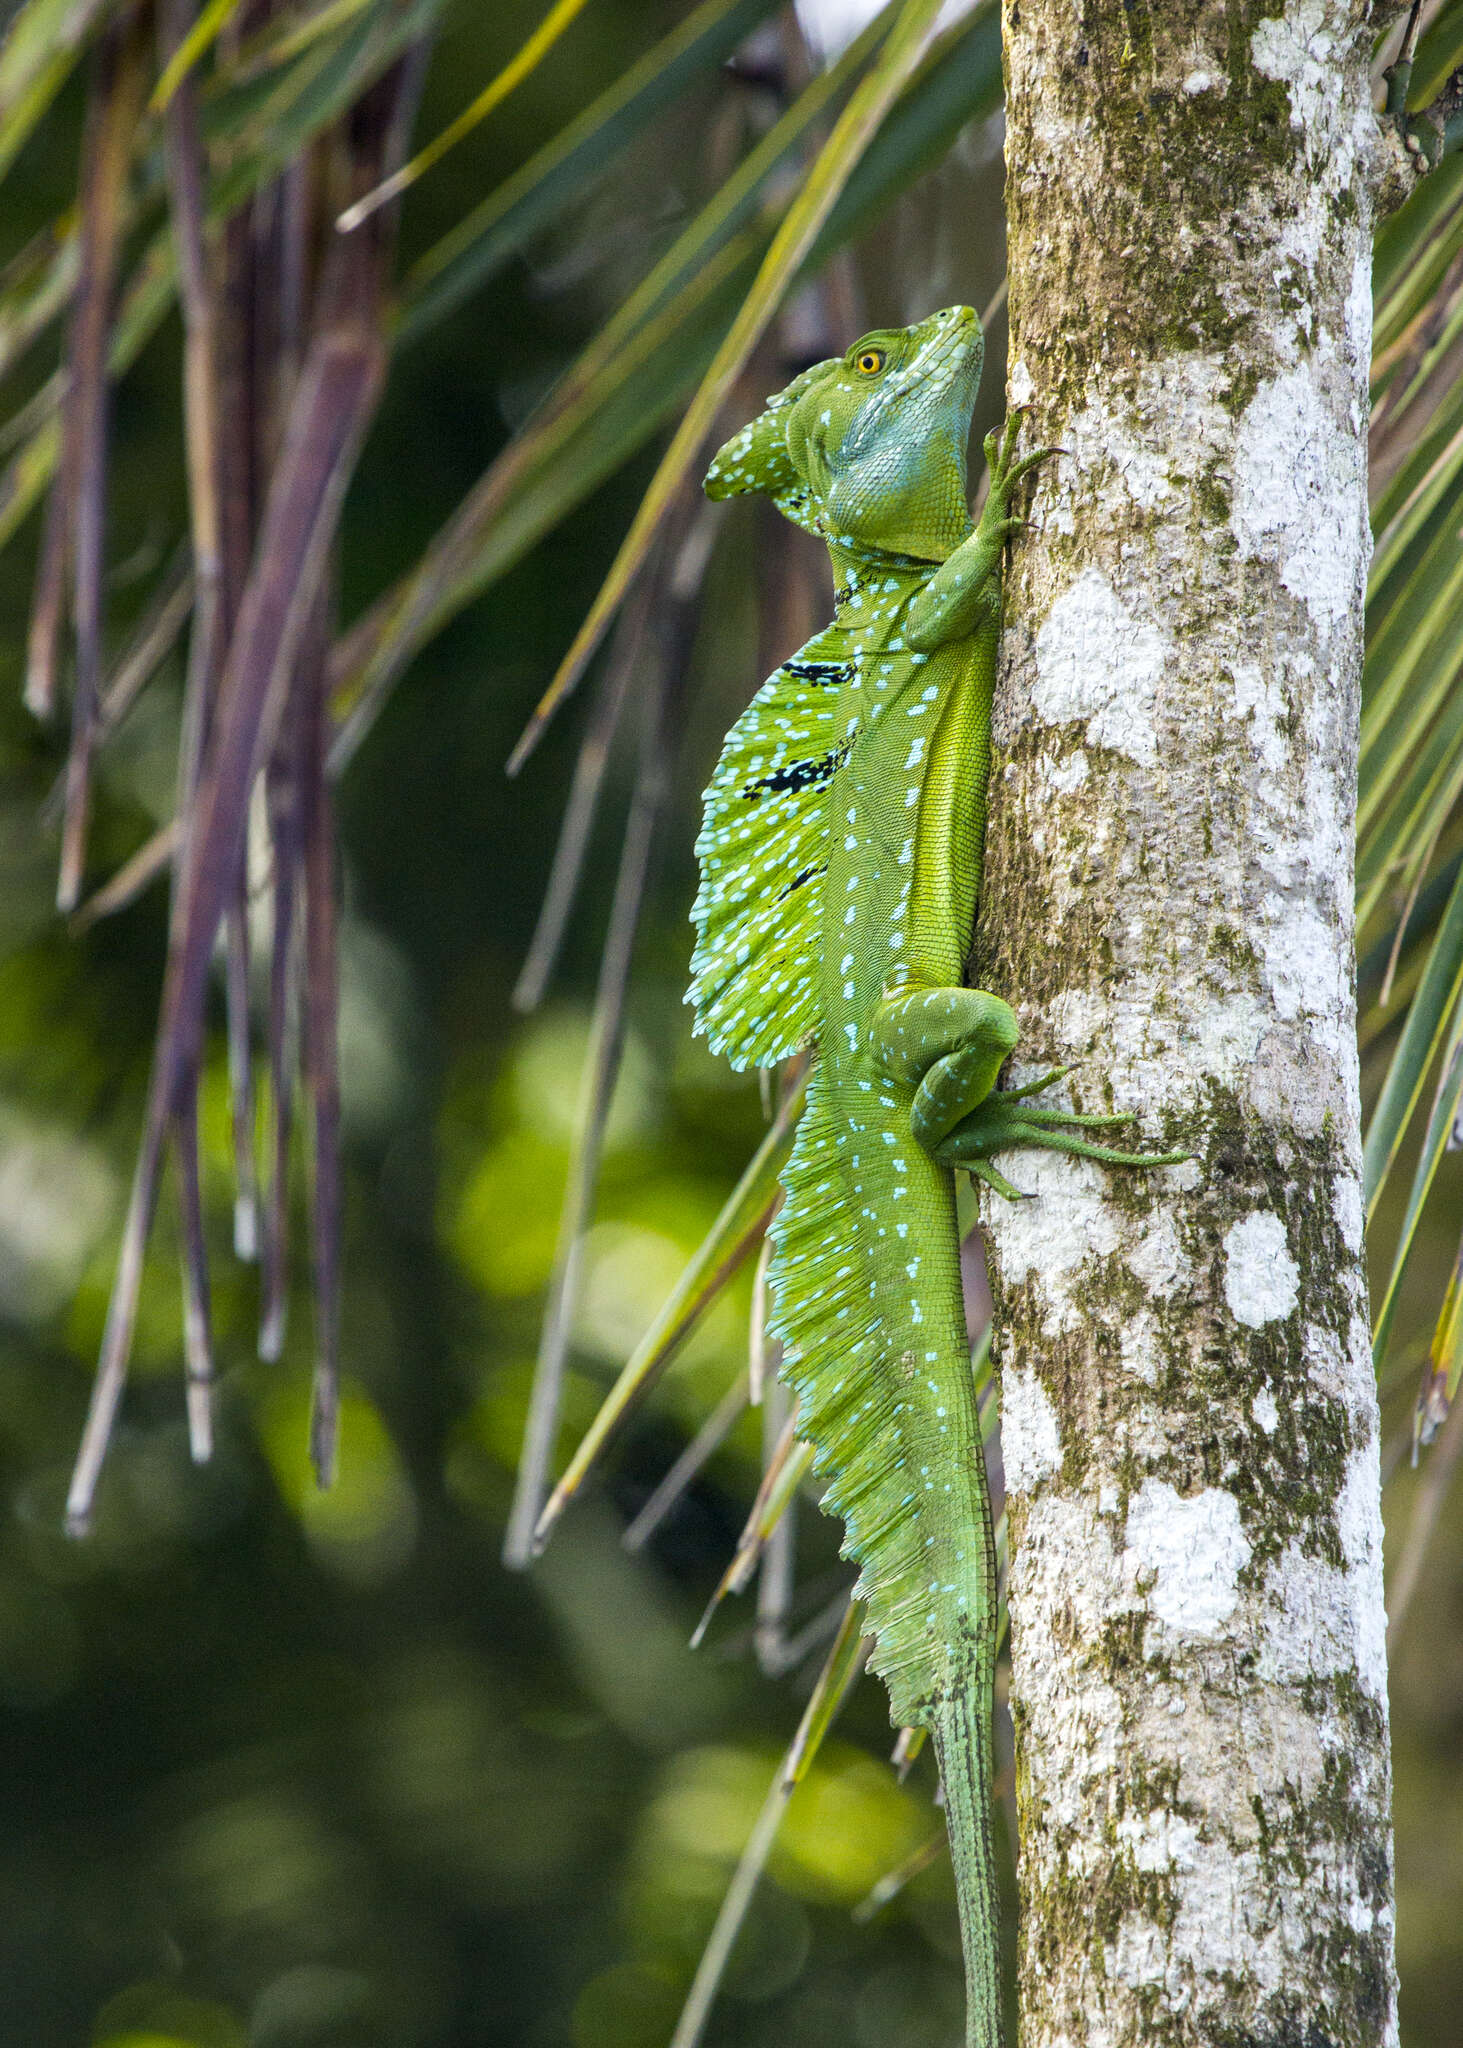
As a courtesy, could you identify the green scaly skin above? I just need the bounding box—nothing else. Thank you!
[689,307,1180,2047]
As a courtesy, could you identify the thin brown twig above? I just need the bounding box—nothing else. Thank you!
[510,566,655,1013]
[622,1371,751,1553]
[96,552,195,740]
[503,538,682,1567]
[505,494,724,1566]
[57,10,151,912]
[173,1091,215,1464]
[68,818,181,932]
[301,615,342,1484]
[755,1371,797,1675]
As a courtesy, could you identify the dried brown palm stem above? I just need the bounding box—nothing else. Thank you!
[692,1408,804,1646]
[852,1830,949,1923]
[174,1089,215,1461]
[162,0,234,1455]
[747,1224,773,1405]
[66,51,423,1530]
[69,818,182,932]
[260,645,307,1365]
[670,1599,868,2048]
[510,564,656,1014]
[252,150,314,1361]
[299,592,341,1482]
[754,1369,797,1673]
[65,551,193,920]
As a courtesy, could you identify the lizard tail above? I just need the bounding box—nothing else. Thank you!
[933,1679,1005,2048]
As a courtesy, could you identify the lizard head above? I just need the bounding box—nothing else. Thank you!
[705,305,984,561]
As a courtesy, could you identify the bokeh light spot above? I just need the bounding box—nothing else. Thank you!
[255,1376,416,1582]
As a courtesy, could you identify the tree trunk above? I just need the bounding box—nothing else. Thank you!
[981,4,1398,2042]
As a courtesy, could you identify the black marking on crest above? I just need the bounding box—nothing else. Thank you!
[778,860,826,902]
[742,741,851,803]
[785,659,853,688]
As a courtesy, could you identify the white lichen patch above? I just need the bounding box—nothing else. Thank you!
[1252,1385,1280,1435]
[1223,1210,1300,1328]
[1257,897,1351,1068]
[1031,568,1169,764]
[981,1149,1124,1333]
[1251,1,1337,142]
[1333,1168,1364,1255]
[1115,1807,1202,1873]
[1230,662,1288,774]
[1336,1433,1389,1702]
[1230,365,1368,636]
[1002,1365,1064,1493]
[1109,1912,1169,1989]
[1042,746,1089,795]
[1124,1480,1251,1638]
[1260,1539,1372,1698]
[1119,1307,1163,1387]
[1125,1214,1190,1298]
[1056,355,1231,512]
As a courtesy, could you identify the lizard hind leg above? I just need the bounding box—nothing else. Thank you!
[870,984,1020,1146]
[871,981,1186,1190]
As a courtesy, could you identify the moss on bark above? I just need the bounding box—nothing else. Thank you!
[986,4,1399,2042]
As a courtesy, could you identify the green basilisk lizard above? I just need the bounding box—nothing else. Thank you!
[689,305,1180,2046]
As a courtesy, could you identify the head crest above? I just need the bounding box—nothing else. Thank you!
[704,360,835,536]
[703,308,985,561]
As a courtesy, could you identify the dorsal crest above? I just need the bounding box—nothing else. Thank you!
[688,626,853,1069]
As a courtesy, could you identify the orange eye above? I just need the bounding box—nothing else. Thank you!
[854,348,885,375]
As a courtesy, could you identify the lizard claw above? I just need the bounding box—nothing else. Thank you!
[1000,1063,1074,1103]
[968,1159,1032,1202]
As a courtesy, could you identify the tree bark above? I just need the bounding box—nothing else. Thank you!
[982,5,1397,2042]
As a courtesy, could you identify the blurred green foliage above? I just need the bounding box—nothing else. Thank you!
[0,11,999,2041]
[0,5,1459,2046]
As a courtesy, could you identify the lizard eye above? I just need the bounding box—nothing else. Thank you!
[854,348,886,376]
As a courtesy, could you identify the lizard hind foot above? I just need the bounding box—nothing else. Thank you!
[932,1078,1187,1193]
